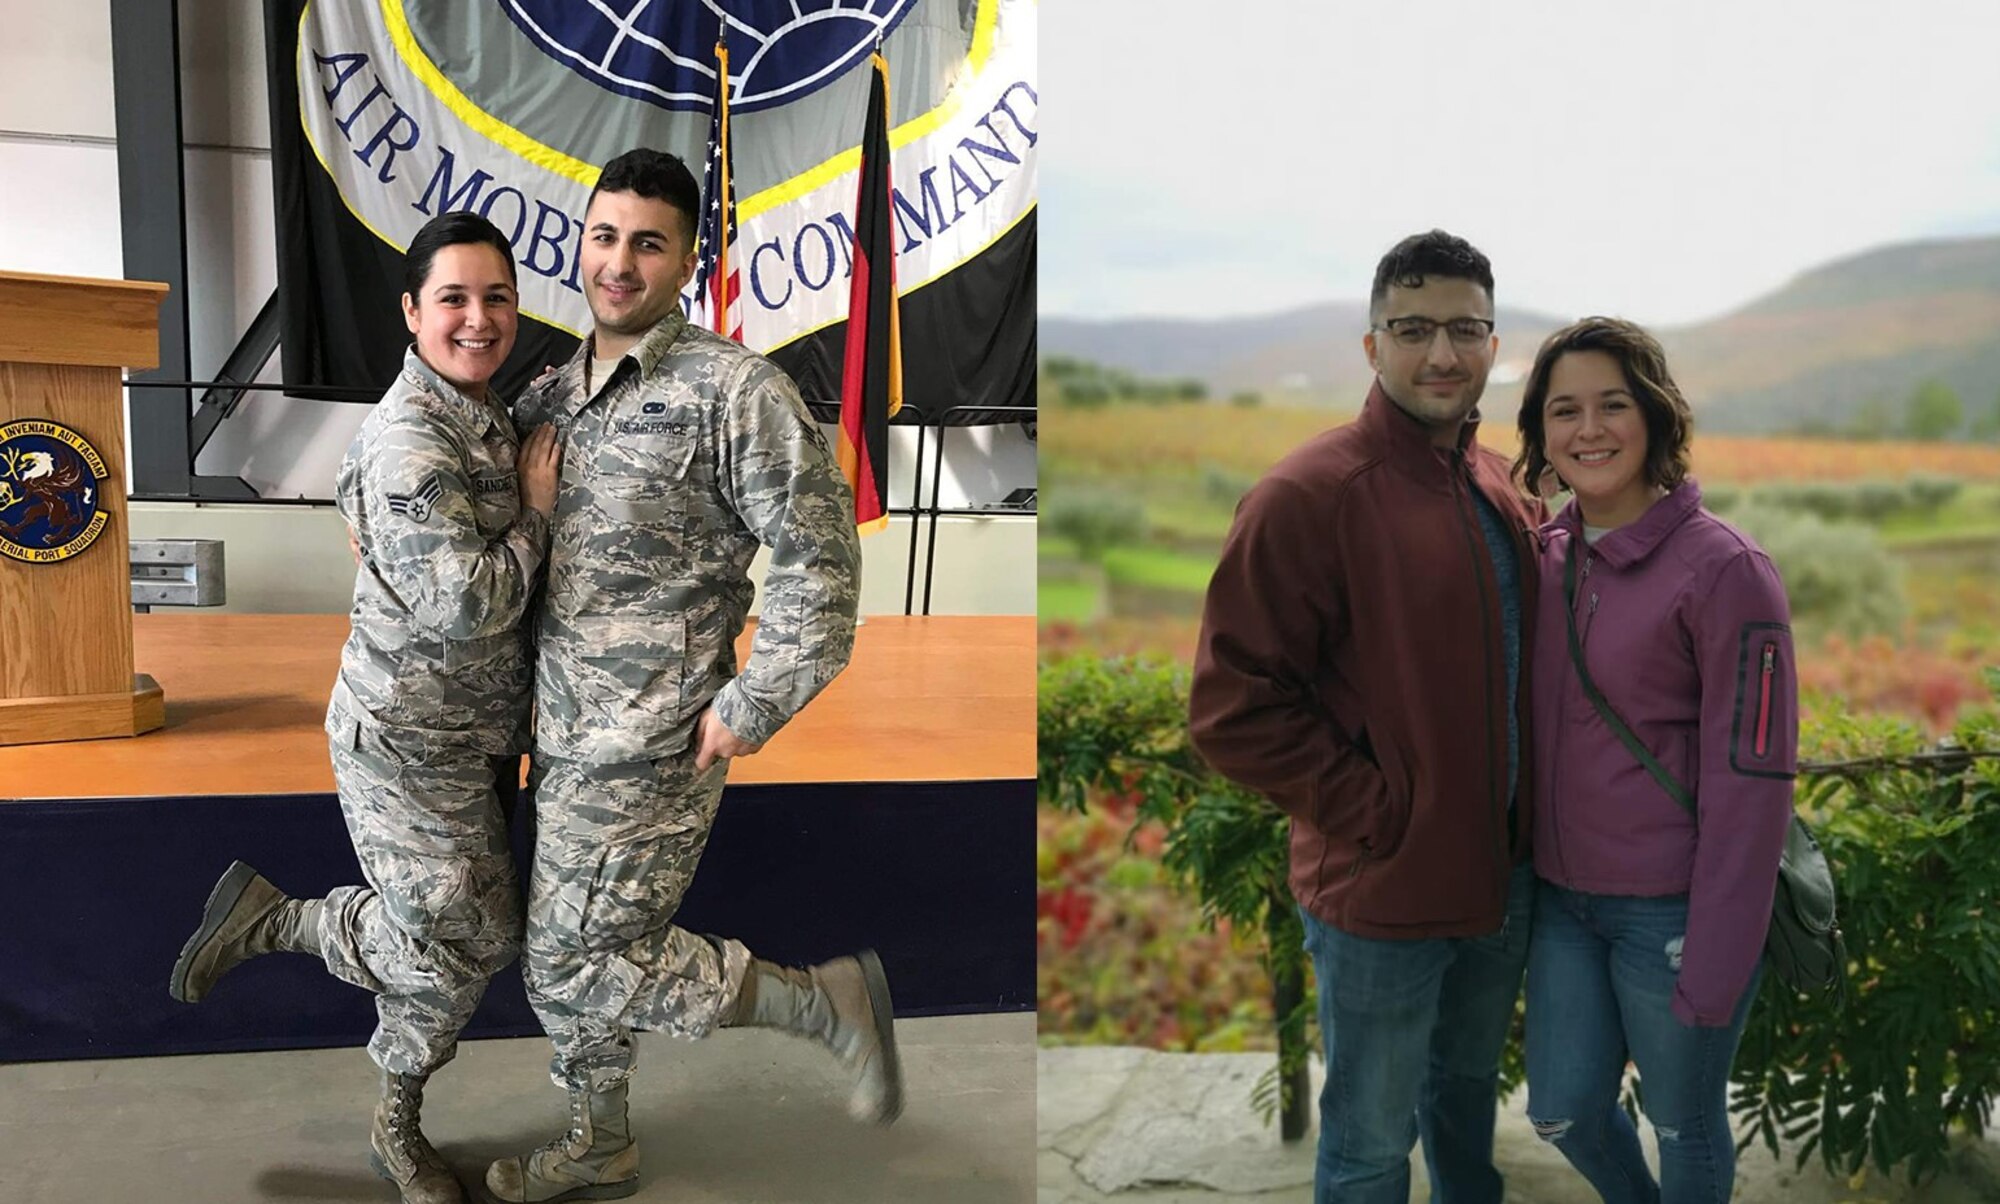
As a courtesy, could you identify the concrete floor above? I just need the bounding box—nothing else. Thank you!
[0,1013,1035,1204]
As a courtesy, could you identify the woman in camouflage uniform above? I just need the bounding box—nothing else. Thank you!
[169,211,559,1204]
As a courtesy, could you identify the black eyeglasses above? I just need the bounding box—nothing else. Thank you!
[1372,317,1495,349]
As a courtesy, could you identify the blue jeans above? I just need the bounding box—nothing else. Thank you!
[1299,860,1535,1204]
[1524,882,1760,1204]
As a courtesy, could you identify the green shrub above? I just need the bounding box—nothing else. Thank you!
[1062,378,1113,408]
[1851,481,1907,523]
[1726,501,1906,636]
[1039,656,2000,1178]
[1906,474,1964,514]
[1039,656,1311,1125]
[1201,462,1256,506]
[1045,487,1144,563]
[1733,478,1964,525]
[1734,690,2000,1181]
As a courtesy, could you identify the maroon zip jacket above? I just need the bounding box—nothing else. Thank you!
[1189,383,1542,938]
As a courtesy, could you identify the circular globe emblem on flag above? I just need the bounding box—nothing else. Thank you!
[0,419,112,565]
[501,0,916,113]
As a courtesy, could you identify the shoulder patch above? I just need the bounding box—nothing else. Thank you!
[386,473,445,523]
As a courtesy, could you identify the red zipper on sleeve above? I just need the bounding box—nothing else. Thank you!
[1754,642,1776,758]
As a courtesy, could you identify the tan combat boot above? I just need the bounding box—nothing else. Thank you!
[482,1082,639,1203]
[369,1070,465,1204]
[169,860,323,1003]
[733,948,904,1124]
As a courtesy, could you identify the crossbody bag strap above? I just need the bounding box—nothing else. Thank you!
[1563,537,1698,818]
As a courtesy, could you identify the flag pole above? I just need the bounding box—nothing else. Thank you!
[714,27,731,338]
[860,19,887,630]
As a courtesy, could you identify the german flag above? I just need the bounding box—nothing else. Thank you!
[836,48,901,535]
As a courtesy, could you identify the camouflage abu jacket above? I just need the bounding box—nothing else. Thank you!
[331,347,549,753]
[513,308,861,765]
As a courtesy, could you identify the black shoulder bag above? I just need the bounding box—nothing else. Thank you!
[1562,539,1846,1002]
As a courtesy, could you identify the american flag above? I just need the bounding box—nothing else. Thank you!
[692,37,742,342]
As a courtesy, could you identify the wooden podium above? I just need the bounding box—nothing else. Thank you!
[0,270,169,745]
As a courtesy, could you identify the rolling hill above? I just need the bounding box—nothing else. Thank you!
[1043,235,2000,435]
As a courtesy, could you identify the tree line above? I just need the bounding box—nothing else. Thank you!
[1796,378,2000,442]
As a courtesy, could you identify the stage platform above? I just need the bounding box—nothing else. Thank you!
[0,612,1032,796]
[0,614,1033,1063]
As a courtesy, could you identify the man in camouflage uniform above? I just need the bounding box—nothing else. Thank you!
[174,227,559,1204]
[483,148,900,1204]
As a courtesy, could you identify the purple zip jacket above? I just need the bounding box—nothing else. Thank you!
[1532,480,1798,1026]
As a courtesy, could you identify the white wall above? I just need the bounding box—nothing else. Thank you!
[0,0,116,138]
[1,0,1034,613]
[128,502,1035,618]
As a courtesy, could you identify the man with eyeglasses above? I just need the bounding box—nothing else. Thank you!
[1190,230,1542,1203]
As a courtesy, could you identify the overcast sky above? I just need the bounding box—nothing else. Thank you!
[1042,1,2000,326]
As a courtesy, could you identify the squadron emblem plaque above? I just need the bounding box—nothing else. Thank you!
[0,419,112,564]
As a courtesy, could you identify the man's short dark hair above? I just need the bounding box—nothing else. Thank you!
[1369,230,1494,321]
[588,148,702,250]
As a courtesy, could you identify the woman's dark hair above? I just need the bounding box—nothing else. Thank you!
[1514,316,1693,497]
[404,210,517,299]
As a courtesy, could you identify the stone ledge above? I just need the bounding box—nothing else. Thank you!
[1038,1046,2000,1204]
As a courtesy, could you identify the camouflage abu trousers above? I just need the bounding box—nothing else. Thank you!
[320,708,523,1075]
[521,748,752,1092]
